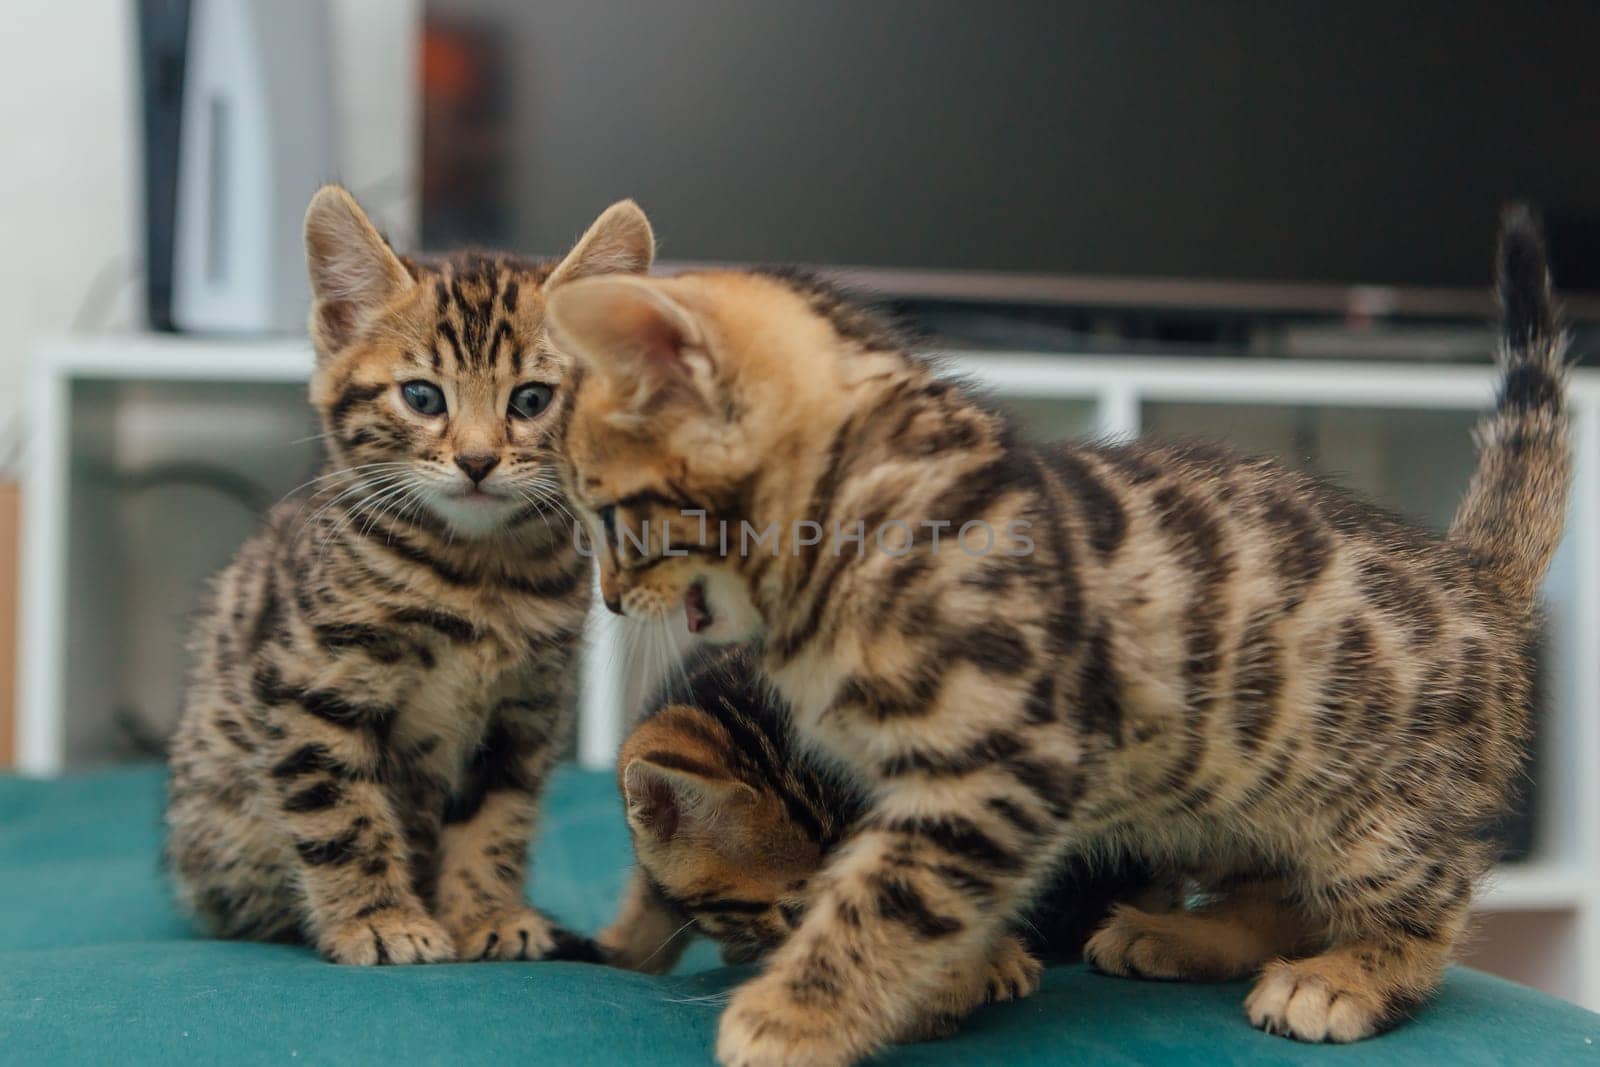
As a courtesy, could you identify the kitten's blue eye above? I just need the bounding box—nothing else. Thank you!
[508,383,554,419]
[401,380,446,416]
[598,505,617,542]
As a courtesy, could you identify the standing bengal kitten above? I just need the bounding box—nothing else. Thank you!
[165,188,654,964]
[546,209,1571,1063]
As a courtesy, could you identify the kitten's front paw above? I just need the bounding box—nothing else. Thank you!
[1245,957,1386,1043]
[983,935,1043,1002]
[716,972,866,1067]
[320,908,455,965]
[455,906,603,963]
[897,935,1041,1044]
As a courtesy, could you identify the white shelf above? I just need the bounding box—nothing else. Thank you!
[15,332,1600,1008]
[1478,863,1596,913]
[34,333,313,381]
[959,349,1600,408]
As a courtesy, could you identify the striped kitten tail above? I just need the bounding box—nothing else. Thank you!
[1449,204,1573,606]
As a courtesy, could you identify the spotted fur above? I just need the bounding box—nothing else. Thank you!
[600,644,1145,1040]
[600,645,853,975]
[164,188,654,965]
[548,208,1571,1062]
[602,643,1145,968]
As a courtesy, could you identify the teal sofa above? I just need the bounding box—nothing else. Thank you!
[2,765,1595,1064]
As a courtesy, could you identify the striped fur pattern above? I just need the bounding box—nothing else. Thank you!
[601,645,860,974]
[601,644,1147,1038]
[164,188,653,965]
[547,209,1572,1062]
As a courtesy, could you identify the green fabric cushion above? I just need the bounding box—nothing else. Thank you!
[1,766,1595,1065]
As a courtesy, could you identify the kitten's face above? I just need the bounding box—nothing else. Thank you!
[619,706,822,963]
[549,272,845,638]
[304,187,655,538]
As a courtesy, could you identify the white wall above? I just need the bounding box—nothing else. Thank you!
[0,0,420,475]
[0,1,140,466]
[327,0,422,247]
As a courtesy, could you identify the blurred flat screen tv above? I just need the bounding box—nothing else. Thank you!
[421,1,1600,315]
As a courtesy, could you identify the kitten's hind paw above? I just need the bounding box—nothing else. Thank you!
[1086,902,1276,982]
[320,908,455,966]
[1086,904,1200,981]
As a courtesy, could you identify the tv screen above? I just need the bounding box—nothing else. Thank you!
[421,1,1600,307]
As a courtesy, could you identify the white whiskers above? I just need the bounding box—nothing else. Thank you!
[636,918,698,971]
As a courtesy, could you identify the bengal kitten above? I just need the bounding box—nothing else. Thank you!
[546,210,1571,1063]
[165,188,655,965]
[600,644,1147,1038]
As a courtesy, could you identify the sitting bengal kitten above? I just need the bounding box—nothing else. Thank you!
[546,209,1571,1063]
[165,188,655,964]
[600,644,1148,1039]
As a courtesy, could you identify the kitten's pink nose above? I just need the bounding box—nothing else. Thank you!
[454,452,500,484]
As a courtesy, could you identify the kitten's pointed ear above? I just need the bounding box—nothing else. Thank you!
[546,275,703,380]
[546,199,655,290]
[622,756,754,842]
[303,185,412,354]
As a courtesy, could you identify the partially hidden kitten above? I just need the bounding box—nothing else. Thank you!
[601,644,1149,1039]
[546,209,1571,1063]
[165,188,654,964]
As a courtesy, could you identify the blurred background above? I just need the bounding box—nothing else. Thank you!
[1,0,1597,1005]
